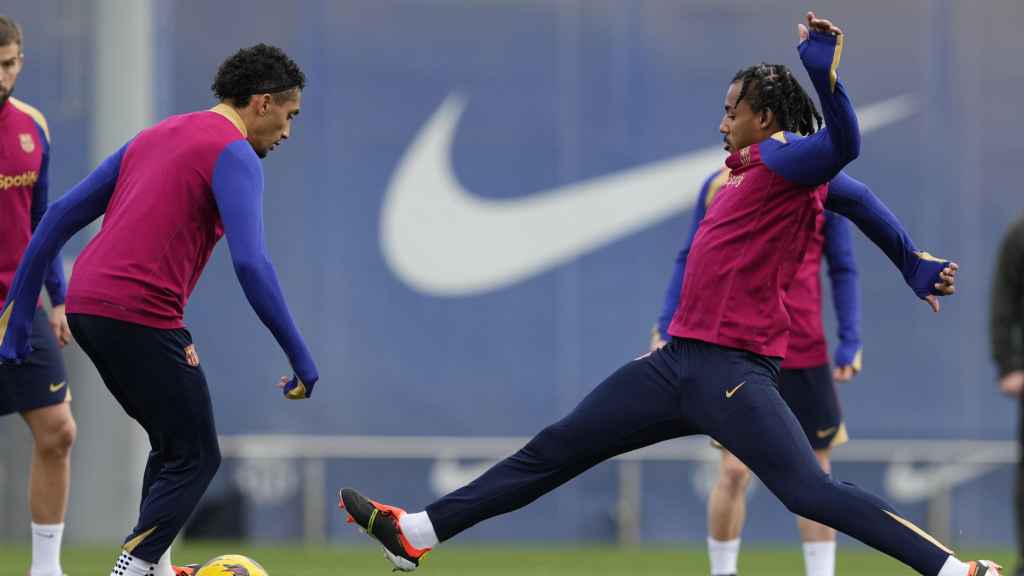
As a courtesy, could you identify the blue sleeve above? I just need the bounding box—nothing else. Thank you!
[824,172,949,300]
[760,31,861,186]
[0,144,127,361]
[656,173,714,340]
[28,125,68,306]
[822,211,861,367]
[211,140,319,389]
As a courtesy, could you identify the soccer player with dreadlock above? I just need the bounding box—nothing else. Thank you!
[338,13,997,576]
[652,161,859,576]
[0,44,319,576]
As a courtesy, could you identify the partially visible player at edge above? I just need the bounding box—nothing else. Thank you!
[0,44,319,576]
[0,15,75,576]
[652,164,861,576]
[337,13,998,576]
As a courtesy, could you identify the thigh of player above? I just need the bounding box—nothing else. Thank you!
[707,364,827,495]
[67,313,216,452]
[0,308,69,417]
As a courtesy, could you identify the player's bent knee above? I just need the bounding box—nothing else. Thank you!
[36,413,77,459]
[719,459,753,492]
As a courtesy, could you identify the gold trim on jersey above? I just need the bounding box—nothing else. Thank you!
[771,131,788,143]
[704,167,731,207]
[829,34,844,92]
[0,302,12,342]
[210,103,248,137]
[9,97,50,143]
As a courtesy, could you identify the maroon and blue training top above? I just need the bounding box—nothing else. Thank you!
[668,31,862,358]
[658,166,861,369]
[0,105,317,386]
[0,97,66,307]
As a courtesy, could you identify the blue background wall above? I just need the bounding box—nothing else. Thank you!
[5,0,1022,545]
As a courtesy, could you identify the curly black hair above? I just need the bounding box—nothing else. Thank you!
[211,43,305,107]
[732,63,821,136]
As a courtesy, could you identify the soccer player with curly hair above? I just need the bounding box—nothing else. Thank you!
[0,44,319,576]
[338,13,998,576]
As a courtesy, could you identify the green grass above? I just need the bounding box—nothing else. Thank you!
[0,542,1015,576]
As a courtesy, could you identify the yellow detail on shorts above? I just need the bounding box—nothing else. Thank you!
[829,422,849,448]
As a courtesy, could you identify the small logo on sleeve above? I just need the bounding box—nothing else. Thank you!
[184,344,200,367]
[19,133,35,153]
[49,381,66,393]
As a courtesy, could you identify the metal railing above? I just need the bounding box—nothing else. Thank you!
[217,434,1017,544]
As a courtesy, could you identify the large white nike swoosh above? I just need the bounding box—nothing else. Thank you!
[382,94,917,297]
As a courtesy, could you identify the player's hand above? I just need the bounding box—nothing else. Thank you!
[832,342,862,382]
[277,374,316,399]
[798,11,843,42]
[907,252,957,313]
[48,304,72,348]
[649,324,667,352]
[1000,371,1024,397]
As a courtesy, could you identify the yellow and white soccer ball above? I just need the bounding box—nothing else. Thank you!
[195,554,269,576]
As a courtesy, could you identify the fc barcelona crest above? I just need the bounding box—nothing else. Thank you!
[184,344,201,367]
[19,133,34,154]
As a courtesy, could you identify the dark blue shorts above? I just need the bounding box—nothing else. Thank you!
[778,364,845,450]
[0,307,68,416]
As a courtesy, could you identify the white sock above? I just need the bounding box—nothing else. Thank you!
[398,511,439,550]
[110,551,157,576]
[936,556,973,576]
[156,548,174,576]
[802,541,836,576]
[30,522,64,576]
[708,537,741,575]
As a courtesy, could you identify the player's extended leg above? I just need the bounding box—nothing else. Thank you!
[22,401,76,575]
[706,449,752,576]
[339,340,700,571]
[714,378,977,576]
[69,313,218,575]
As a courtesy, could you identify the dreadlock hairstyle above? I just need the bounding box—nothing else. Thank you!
[732,63,822,136]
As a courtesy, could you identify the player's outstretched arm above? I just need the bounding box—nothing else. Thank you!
[211,141,319,399]
[653,170,719,348]
[30,137,71,346]
[29,134,69,313]
[760,12,860,186]
[0,144,127,361]
[825,172,957,313]
[822,212,862,380]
